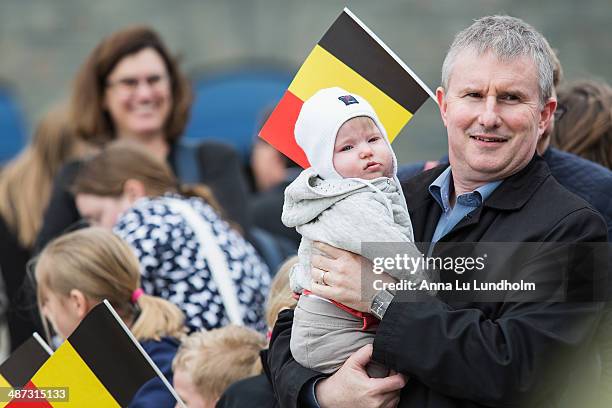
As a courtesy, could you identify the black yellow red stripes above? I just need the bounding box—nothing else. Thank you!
[259,8,433,168]
[0,335,50,389]
[66,303,158,406]
[287,44,412,143]
[29,303,159,407]
[259,91,309,168]
[319,10,430,113]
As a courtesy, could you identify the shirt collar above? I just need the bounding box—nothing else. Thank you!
[428,166,502,212]
[428,166,453,212]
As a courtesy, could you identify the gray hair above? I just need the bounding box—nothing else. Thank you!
[441,15,555,105]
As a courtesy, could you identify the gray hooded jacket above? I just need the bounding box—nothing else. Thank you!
[282,168,425,293]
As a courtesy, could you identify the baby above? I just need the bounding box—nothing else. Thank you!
[282,87,426,376]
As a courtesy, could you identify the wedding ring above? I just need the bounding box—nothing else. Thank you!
[322,271,329,286]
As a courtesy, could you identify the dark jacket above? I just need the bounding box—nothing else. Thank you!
[250,181,301,248]
[0,216,38,350]
[268,155,607,407]
[216,373,278,408]
[217,349,278,408]
[542,147,612,241]
[129,337,179,408]
[34,160,82,253]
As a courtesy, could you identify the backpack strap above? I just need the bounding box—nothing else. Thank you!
[165,198,244,326]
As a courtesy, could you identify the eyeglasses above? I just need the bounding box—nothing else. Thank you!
[106,74,169,93]
[554,104,567,122]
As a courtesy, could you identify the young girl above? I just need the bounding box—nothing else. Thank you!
[72,141,270,333]
[35,227,186,407]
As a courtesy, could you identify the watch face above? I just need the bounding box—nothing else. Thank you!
[371,290,393,320]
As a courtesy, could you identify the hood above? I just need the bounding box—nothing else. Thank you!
[294,87,398,180]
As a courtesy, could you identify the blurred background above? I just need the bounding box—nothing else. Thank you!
[0,0,610,165]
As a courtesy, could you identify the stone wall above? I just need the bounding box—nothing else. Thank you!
[1,0,610,161]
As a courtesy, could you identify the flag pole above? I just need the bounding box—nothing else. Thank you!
[32,332,53,356]
[343,7,436,100]
[102,300,187,408]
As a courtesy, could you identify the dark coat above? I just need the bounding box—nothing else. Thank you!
[216,373,278,408]
[129,337,179,408]
[249,181,301,248]
[0,216,39,350]
[216,349,278,408]
[267,155,608,407]
[542,147,612,241]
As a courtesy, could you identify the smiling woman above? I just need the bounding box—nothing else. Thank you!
[103,48,173,143]
[71,26,190,151]
[35,25,252,252]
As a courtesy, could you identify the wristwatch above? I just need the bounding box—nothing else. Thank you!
[369,289,395,320]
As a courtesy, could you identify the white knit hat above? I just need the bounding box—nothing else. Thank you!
[294,87,397,180]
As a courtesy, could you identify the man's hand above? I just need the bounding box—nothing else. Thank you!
[315,344,406,408]
[310,242,395,312]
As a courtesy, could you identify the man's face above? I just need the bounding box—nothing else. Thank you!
[332,116,393,180]
[437,48,555,186]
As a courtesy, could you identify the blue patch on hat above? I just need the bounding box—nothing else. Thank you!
[338,95,359,106]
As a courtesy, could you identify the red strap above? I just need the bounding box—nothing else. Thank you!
[301,291,378,330]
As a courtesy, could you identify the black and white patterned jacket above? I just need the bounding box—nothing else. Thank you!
[114,194,270,333]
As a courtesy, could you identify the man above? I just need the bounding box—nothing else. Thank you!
[398,48,612,240]
[267,15,608,407]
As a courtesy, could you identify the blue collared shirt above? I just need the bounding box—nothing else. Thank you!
[428,167,502,253]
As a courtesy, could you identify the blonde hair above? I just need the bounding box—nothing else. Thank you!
[172,325,266,400]
[72,140,223,214]
[35,227,186,341]
[0,103,86,247]
[265,256,298,328]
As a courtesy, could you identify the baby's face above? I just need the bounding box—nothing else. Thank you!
[332,116,393,180]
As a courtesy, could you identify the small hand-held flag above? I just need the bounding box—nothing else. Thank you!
[259,7,434,168]
[6,301,185,407]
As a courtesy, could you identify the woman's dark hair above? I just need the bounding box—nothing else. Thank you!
[70,25,192,145]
